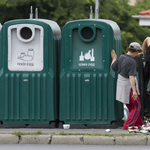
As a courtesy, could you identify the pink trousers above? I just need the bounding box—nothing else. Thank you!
[123,89,144,129]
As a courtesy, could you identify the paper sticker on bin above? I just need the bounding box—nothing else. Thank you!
[59,19,123,128]
[0,11,61,127]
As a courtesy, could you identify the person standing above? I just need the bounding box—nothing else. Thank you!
[141,37,150,106]
[111,42,144,130]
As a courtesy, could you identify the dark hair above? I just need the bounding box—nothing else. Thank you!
[126,47,142,53]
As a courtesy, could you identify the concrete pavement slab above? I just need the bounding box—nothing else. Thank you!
[84,136,115,145]
[0,134,18,144]
[146,135,150,145]
[19,135,52,144]
[115,135,147,145]
[51,135,84,145]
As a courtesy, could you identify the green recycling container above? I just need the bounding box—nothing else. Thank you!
[0,19,61,126]
[59,19,123,126]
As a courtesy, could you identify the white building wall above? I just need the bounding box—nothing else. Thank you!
[128,0,144,6]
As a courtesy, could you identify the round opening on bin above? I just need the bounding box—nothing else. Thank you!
[81,27,94,40]
[20,27,32,40]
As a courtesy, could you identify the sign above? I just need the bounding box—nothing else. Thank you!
[71,28,103,70]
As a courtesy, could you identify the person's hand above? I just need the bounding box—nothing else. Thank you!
[137,51,144,58]
[132,91,137,100]
[111,50,117,60]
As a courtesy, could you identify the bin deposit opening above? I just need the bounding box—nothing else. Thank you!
[81,27,93,40]
[20,27,32,40]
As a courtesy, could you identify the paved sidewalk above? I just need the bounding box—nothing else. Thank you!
[0,128,150,145]
[0,128,128,134]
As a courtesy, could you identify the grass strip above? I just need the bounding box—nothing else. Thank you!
[11,131,149,136]
[53,131,135,136]
[11,130,42,136]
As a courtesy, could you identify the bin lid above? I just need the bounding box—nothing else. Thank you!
[97,19,120,37]
[64,19,121,37]
[4,19,61,38]
[37,19,61,37]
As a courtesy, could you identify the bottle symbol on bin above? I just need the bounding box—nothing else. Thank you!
[79,49,95,61]
[18,48,34,61]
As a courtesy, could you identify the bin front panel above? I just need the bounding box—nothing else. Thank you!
[59,19,123,124]
[60,72,120,124]
[2,73,55,123]
[8,24,43,71]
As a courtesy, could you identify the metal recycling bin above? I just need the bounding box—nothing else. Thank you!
[0,19,61,126]
[59,19,123,127]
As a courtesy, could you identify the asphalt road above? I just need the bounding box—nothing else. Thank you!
[0,145,150,150]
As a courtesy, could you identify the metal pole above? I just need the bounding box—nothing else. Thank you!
[29,6,33,19]
[90,6,93,19]
[95,0,99,19]
[35,8,38,19]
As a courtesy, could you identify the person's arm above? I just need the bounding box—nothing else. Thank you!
[129,76,137,100]
[142,37,150,54]
[111,50,117,67]
[137,37,150,57]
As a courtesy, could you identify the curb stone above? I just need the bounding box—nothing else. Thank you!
[115,135,147,145]
[146,135,150,145]
[0,134,18,144]
[1,134,150,145]
[51,135,84,145]
[19,135,52,144]
[84,136,115,145]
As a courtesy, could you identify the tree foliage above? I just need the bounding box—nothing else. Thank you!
[0,0,150,53]
[0,0,94,27]
[99,0,150,53]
